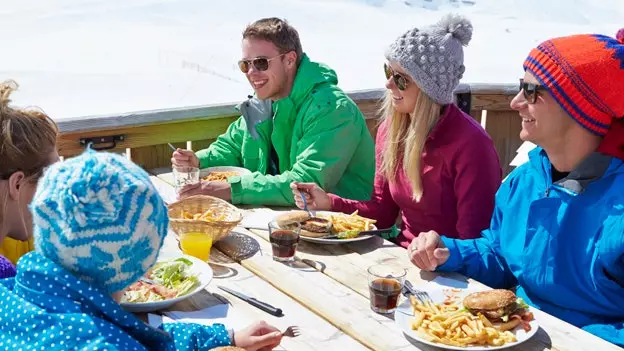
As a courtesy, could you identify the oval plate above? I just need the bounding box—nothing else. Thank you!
[200,166,252,181]
[299,211,378,245]
[120,254,213,313]
[394,286,540,350]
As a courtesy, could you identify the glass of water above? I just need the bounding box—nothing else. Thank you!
[172,166,200,194]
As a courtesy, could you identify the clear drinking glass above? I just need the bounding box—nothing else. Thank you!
[268,220,300,262]
[367,264,407,314]
[172,166,200,194]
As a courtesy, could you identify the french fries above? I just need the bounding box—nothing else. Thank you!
[409,295,519,347]
[203,171,239,182]
[321,210,377,232]
[181,209,226,221]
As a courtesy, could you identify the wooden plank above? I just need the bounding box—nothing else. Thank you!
[483,111,523,176]
[471,93,515,111]
[365,118,381,140]
[469,109,483,124]
[157,229,368,350]
[58,116,237,158]
[189,138,216,153]
[357,99,381,121]
[131,143,183,170]
[55,104,240,134]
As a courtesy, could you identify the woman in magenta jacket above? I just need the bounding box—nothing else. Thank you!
[291,15,501,247]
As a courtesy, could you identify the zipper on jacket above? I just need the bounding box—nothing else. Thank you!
[544,187,550,197]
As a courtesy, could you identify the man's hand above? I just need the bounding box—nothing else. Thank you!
[178,180,232,201]
[171,148,199,168]
[408,230,450,271]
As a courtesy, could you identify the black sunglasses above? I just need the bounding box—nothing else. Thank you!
[519,79,547,104]
[238,54,286,73]
[384,63,409,91]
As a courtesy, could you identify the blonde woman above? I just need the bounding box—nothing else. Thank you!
[0,80,59,277]
[292,14,501,248]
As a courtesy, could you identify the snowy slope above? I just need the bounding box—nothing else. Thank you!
[1,0,622,119]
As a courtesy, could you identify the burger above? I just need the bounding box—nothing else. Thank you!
[462,289,527,323]
[275,211,332,238]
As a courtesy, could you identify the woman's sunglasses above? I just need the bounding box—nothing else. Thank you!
[238,54,286,73]
[384,63,409,91]
[519,79,547,104]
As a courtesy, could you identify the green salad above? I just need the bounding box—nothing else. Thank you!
[123,257,200,303]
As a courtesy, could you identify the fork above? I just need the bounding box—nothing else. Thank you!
[405,280,434,305]
[282,326,301,338]
[298,190,313,217]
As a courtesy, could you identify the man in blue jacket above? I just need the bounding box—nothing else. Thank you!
[407,28,624,347]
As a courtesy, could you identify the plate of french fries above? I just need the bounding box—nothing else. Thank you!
[200,166,251,182]
[394,287,539,350]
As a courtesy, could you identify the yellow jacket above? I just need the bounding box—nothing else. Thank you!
[0,237,34,265]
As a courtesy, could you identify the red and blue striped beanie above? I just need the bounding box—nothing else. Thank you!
[524,28,624,136]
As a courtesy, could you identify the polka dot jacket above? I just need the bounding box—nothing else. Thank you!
[0,252,232,350]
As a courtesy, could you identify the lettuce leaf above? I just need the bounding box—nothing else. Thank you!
[150,258,199,297]
[516,297,530,310]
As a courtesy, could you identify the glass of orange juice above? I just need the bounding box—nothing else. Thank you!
[179,232,213,261]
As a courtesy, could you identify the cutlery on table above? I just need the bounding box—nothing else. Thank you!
[218,286,283,317]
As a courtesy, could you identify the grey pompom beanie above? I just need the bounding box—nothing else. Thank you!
[385,14,473,105]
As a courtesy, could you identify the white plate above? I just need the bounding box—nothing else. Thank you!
[120,254,213,313]
[200,166,252,180]
[298,211,378,245]
[394,287,539,350]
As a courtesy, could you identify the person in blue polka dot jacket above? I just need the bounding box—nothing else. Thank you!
[0,150,283,351]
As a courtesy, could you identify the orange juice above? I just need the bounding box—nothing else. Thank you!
[179,232,213,261]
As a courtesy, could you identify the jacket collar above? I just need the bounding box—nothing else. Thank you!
[528,147,622,194]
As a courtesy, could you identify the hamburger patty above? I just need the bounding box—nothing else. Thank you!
[301,217,331,233]
[468,302,520,321]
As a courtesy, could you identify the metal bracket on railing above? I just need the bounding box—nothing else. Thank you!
[456,91,472,115]
[79,135,125,151]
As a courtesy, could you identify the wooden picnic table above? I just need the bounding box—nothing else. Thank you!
[149,172,621,351]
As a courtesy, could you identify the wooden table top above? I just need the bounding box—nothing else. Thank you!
[149,172,620,351]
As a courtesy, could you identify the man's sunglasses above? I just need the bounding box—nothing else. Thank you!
[384,63,409,91]
[238,54,286,73]
[519,79,547,104]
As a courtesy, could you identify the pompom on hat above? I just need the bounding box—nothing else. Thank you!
[30,149,169,294]
[523,27,624,137]
[385,13,473,104]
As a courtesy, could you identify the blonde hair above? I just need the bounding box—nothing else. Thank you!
[379,89,441,201]
[0,80,58,233]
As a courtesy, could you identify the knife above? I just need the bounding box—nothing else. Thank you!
[218,286,283,317]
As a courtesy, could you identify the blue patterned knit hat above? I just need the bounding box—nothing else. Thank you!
[30,150,169,294]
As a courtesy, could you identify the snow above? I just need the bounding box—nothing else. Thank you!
[1,0,623,119]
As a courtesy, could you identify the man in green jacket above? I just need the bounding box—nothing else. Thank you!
[172,18,374,206]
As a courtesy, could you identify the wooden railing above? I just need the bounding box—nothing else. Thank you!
[56,83,522,176]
